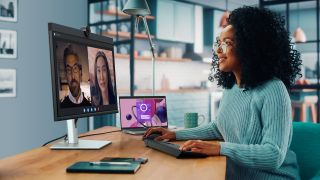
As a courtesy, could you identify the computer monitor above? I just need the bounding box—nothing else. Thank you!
[48,23,118,149]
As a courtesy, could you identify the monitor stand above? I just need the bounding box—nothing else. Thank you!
[50,119,111,150]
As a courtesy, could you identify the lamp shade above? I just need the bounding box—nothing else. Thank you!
[293,27,307,43]
[219,11,230,28]
[122,0,151,16]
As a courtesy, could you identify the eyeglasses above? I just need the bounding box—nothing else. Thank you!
[213,41,233,54]
[66,64,81,75]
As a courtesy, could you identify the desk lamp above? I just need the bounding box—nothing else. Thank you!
[123,0,156,95]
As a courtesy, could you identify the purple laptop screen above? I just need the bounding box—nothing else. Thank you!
[120,97,168,129]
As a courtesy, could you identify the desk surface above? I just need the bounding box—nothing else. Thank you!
[0,126,226,180]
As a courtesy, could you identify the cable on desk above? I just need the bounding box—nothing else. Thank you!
[78,130,121,138]
[42,118,78,147]
[42,134,67,147]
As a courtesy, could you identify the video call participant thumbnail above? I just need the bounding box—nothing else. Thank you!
[91,50,116,106]
[60,44,91,108]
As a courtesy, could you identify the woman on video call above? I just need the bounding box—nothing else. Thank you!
[144,7,302,179]
[93,51,116,106]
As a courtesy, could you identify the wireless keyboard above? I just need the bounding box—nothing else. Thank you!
[144,139,208,159]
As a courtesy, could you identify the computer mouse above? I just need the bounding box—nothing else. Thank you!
[143,132,162,140]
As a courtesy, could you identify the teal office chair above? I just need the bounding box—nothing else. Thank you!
[290,122,320,180]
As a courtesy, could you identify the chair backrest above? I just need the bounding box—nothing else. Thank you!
[290,122,320,180]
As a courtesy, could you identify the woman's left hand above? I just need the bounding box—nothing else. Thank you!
[179,140,221,156]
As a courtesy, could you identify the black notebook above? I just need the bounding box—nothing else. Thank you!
[66,161,141,174]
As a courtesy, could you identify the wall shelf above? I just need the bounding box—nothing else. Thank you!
[295,40,319,44]
[115,53,192,62]
[96,9,155,20]
[117,88,209,94]
[103,31,155,39]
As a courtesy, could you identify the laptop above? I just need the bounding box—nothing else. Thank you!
[119,96,168,135]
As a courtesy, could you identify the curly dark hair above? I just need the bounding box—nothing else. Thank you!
[209,6,302,90]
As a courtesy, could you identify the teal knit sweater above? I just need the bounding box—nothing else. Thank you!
[176,79,300,179]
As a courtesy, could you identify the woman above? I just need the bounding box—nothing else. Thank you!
[144,7,302,179]
[93,51,116,106]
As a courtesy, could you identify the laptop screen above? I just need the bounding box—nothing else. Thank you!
[119,96,168,129]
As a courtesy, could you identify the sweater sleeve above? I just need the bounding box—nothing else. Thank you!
[220,82,292,170]
[175,121,224,141]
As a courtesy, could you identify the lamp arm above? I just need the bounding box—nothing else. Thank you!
[142,16,156,95]
[142,16,156,55]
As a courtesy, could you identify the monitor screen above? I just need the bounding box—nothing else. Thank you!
[48,23,118,121]
[119,96,168,129]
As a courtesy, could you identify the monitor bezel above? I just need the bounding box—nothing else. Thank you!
[118,96,168,130]
[48,23,118,121]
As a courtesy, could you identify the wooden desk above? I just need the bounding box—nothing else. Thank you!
[0,127,226,180]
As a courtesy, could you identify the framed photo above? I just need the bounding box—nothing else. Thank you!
[0,29,17,59]
[0,0,17,22]
[0,69,16,97]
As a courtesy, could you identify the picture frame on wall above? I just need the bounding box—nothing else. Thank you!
[0,29,17,59]
[0,0,18,22]
[0,69,16,98]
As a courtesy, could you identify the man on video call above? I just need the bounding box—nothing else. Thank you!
[60,44,91,108]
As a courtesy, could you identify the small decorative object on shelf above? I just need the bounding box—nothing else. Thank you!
[108,0,116,11]
[161,75,170,91]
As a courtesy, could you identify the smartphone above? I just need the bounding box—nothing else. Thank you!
[101,157,148,164]
[135,157,148,164]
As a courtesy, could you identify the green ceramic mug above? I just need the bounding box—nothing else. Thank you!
[184,113,205,128]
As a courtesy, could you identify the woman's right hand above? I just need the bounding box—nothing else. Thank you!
[143,127,176,141]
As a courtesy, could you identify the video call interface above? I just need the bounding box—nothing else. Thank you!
[54,38,116,117]
[120,98,168,129]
